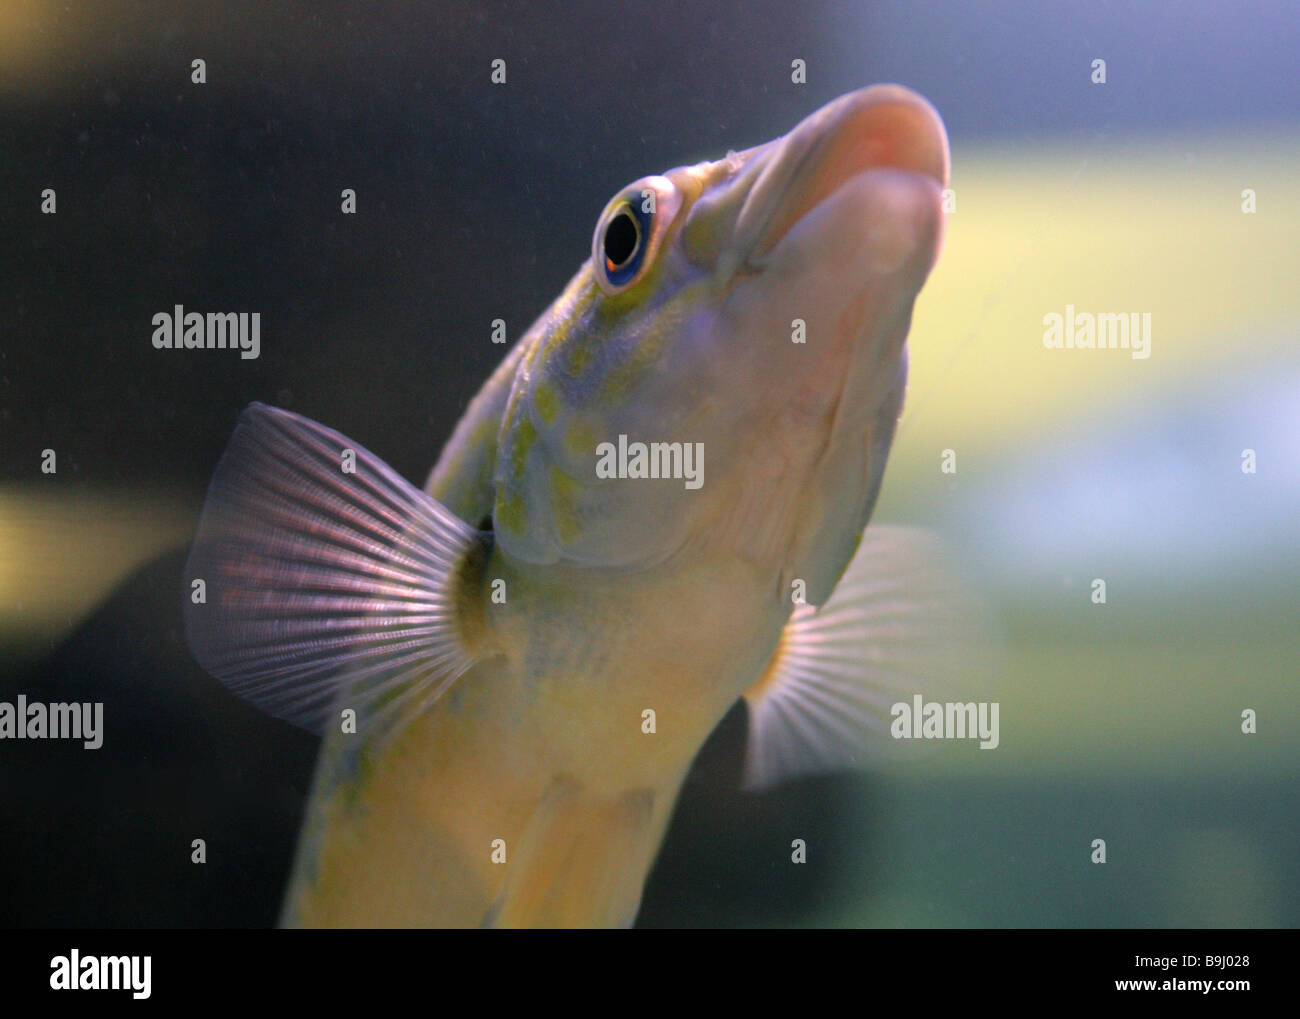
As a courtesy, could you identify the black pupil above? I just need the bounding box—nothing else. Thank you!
[604,210,639,268]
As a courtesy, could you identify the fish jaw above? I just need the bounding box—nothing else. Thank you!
[663,86,948,600]
[716,164,945,602]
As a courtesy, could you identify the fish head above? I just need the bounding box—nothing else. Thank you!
[495,85,948,601]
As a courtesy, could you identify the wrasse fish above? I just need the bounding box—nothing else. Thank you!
[184,84,974,927]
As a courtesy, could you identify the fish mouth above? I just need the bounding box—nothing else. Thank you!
[734,84,949,263]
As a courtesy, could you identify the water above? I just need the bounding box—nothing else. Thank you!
[1,0,1296,927]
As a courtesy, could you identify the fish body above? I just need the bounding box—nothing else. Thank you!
[184,85,970,927]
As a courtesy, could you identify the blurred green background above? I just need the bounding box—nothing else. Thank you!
[862,129,1299,926]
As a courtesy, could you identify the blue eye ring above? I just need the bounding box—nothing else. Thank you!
[600,197,652,287]
[591,176,683,296]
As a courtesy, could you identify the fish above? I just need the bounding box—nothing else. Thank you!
[183,83,981,927]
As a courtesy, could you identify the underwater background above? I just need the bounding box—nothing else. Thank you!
[1,0,1296,926]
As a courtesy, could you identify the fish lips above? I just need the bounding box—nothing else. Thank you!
[734,83,950,270]
[726,85,949,424]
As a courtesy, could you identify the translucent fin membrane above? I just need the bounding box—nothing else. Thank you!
[742,526,998,790]
[183,403,481,738]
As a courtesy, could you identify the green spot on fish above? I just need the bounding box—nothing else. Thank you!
[533,381,560,425]
[564,418,598,461]
[511,417,538,481]
[549,468,581,543]
[538,273,598,382]
[565,333,595,378]
[496,491,527,535]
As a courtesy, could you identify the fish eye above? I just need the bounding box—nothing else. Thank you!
[592,176,682,296]
[602,204,643,279]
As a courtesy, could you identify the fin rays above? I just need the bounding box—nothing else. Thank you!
[742,526,997,789]
[183,403,481,738]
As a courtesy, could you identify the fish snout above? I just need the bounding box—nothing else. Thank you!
[737,83,950,264]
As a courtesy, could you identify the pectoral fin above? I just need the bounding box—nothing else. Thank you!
[742,525,997,790]
[183,403,486,747]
